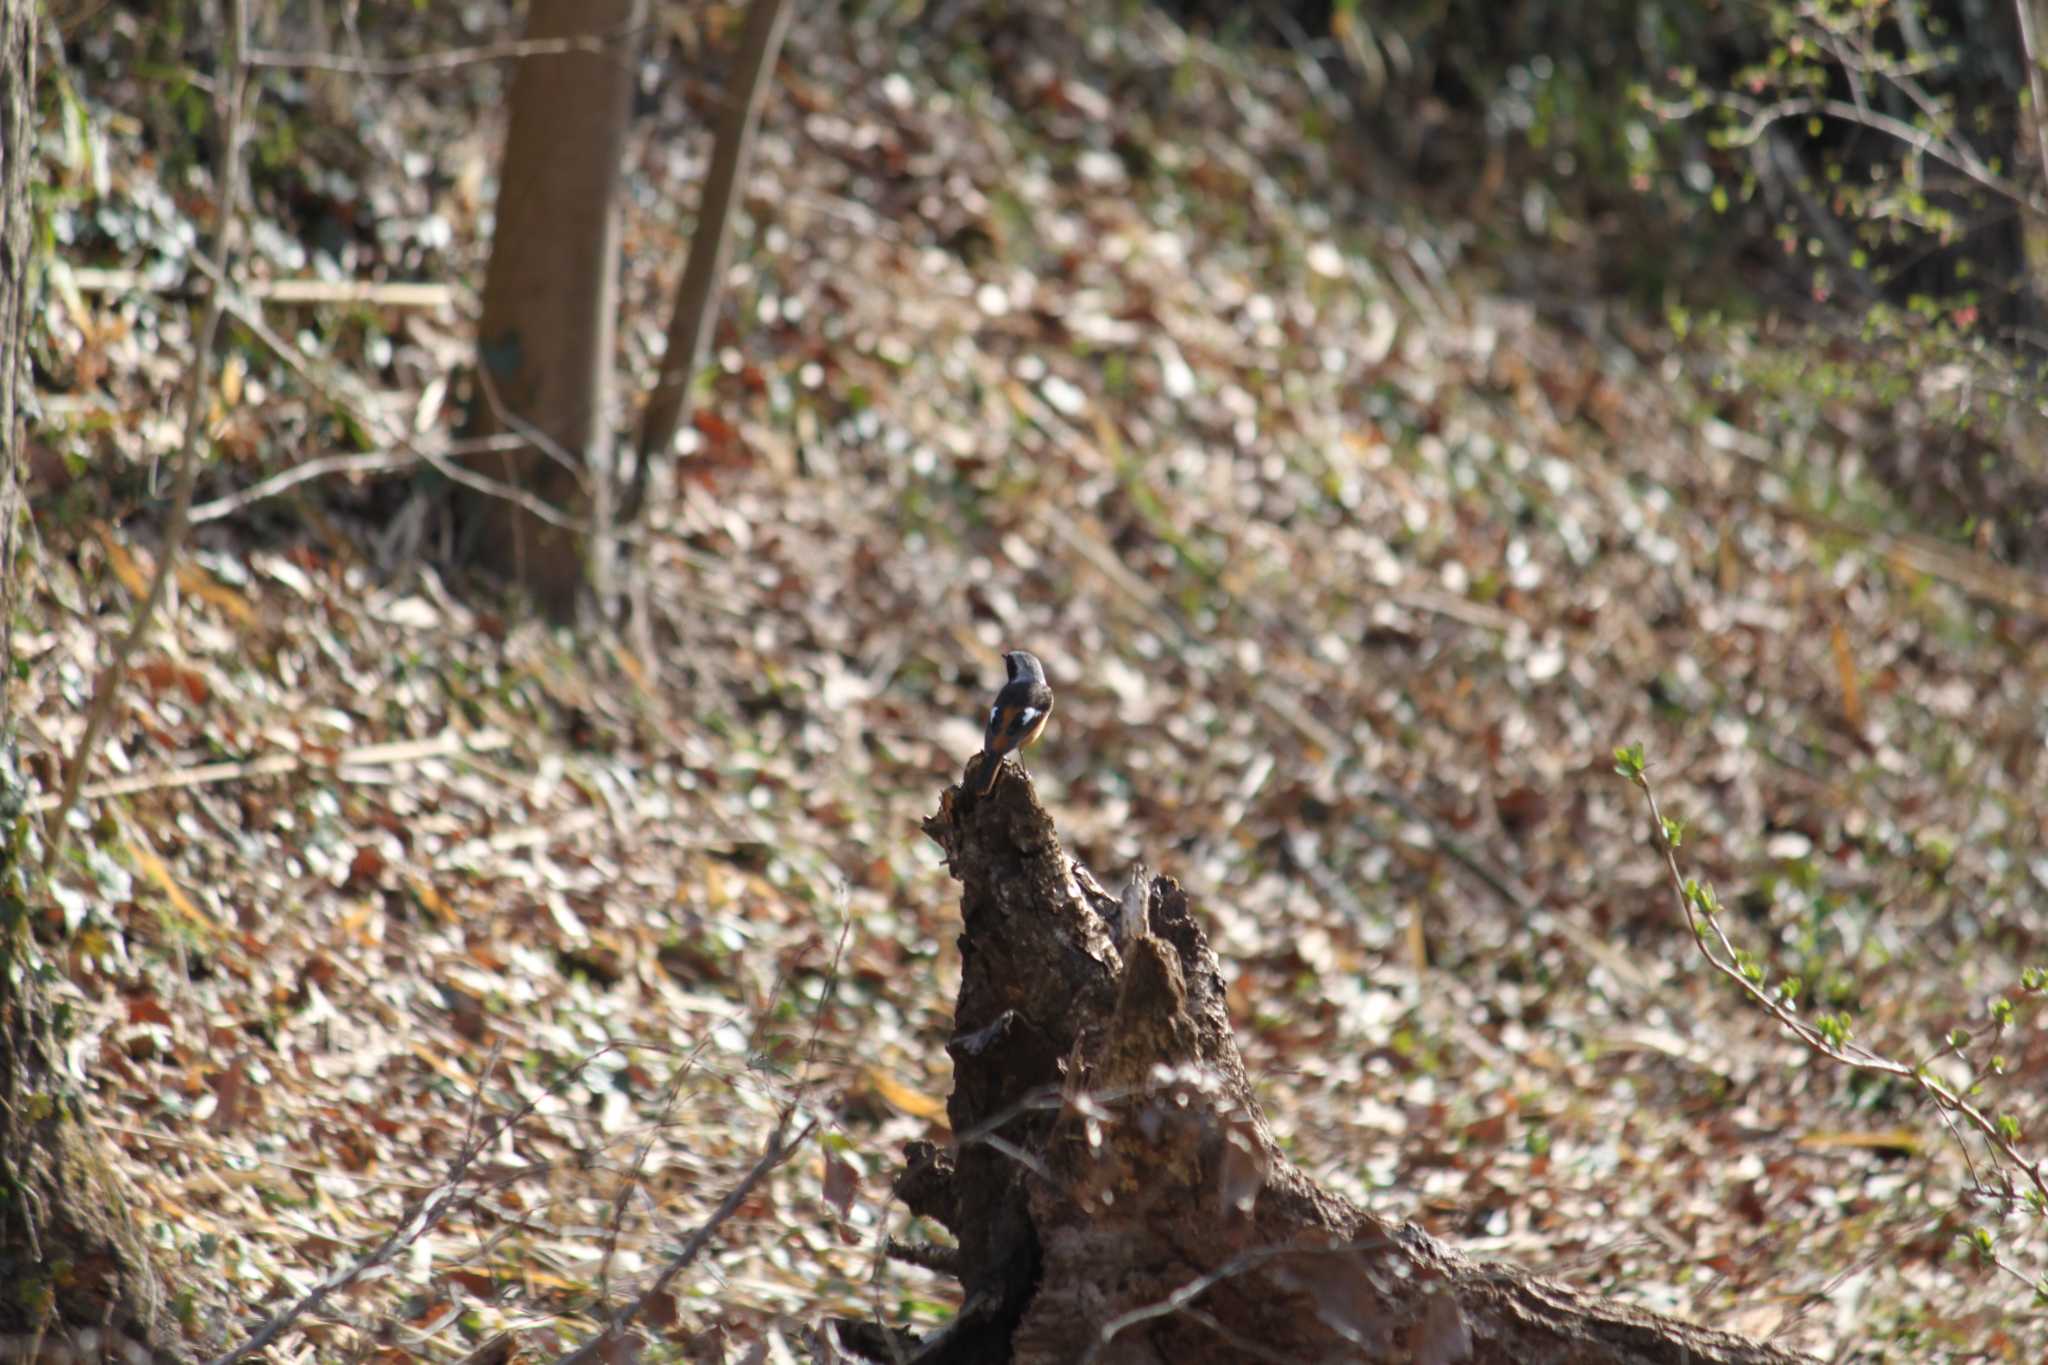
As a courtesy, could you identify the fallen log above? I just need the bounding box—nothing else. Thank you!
[843,756,1813,1364]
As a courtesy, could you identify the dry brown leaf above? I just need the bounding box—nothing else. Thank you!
[1796,1129,1924,1156]
[407,877,455,924]
[410,1042,473,1087]
[125,831,214,928]
[1405,901,1429,973]
[176,560,259,625]
[345,845,387,890]
[1495,784,1549,838]
[208,1055,263,1133]
[821,1147,859,1218]
[97,524,152,600]
[134,658,209,705]
[864,1066,946,1121]
[642,1290,680,1331]
[1831,621,1863,731]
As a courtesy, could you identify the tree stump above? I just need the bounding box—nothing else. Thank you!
[847,757,1814,1365]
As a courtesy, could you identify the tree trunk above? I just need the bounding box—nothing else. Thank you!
[461,0,641,620]
[845,759,1816,1365]
[622,0,794,525]
[2014,0,2048,333]
[0,0,177,1354]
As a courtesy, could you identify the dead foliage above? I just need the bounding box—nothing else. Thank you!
[23,1,2048,1358]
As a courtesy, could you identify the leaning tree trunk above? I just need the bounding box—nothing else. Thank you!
[849,756,1816,1364]
[622,0,793,524]
[461,0,641,620]
[0,0,175,1355]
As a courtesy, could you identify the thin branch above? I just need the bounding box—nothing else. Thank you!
[1077,1238,1396,1365]
[552,1113,818,1365]
[93,1119,439,1190]
[794,884,855,1101]
[41,0,249,870]
[1625,765,2048,1216]
[474,354,589,489]
[181,249,637,542]
[595,1035,717,1302]
[188,439,519,524]
[1654,89,2048,216]
[1817,31,1873,123]
[208,1042,634,1365]
[26,727,514,812]
[586,901,851,1343]
[66,268,462,310]
[243,25,648,78]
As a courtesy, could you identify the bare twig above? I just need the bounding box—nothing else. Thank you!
[188,439,521,524]
[1622,758,2048,1262]
[244,24,647,78]
[181,248,637,542]
[595,1036,717,1302]
[474,354,590,488]
[208,1043,632,1365]
[1077,1238,1396,1365]
[41,0,250,870]
[65,267,462,310]
[1649,90,2048,216]
[93,1119,439,1190]
[589,897,852,1327]
[553,1113,818,1365]
[622,0,796,523]
[798,895,855,1098]
[28,727,514,813]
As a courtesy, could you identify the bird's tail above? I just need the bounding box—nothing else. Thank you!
[978,751,1003,795]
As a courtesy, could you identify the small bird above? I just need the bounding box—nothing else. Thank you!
[979,649,1054,795]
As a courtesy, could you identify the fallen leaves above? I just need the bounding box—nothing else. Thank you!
[23,2,2048,1361]
[863,1067,946,1123]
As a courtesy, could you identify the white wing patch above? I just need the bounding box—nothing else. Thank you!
[1014,707,1041,728]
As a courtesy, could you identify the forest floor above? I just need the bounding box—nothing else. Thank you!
[25,3,2048,1360]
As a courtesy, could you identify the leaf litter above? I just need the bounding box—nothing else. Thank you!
[25,2,2048,1359]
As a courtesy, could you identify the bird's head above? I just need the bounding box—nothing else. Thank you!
[1002,650,1045,684]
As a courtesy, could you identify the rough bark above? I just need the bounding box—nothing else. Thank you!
[0,0,177,1354]
[851,756,1816,1365]
[461,0,641,620]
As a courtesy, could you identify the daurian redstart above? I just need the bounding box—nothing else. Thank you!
[979,650,1053,795]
